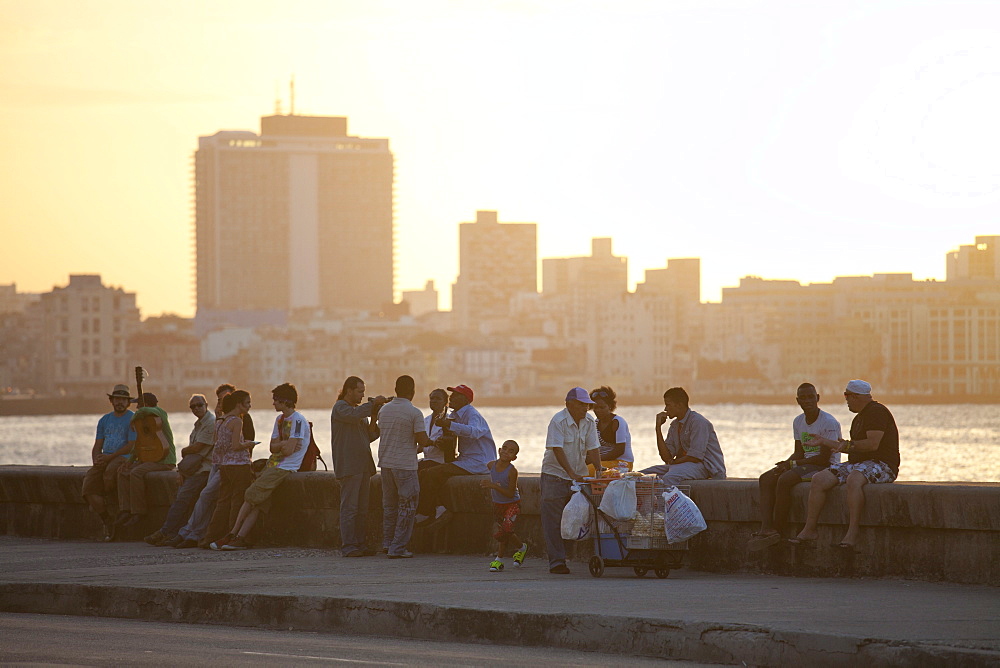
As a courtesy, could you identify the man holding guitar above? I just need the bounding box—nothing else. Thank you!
[115,376,177,530]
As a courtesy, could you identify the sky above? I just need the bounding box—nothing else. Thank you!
[1,0,998,316]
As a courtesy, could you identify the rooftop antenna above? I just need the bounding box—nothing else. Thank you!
[289,75,296,116]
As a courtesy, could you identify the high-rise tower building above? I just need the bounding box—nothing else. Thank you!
[451,210,537,330]
[195,114,394,326]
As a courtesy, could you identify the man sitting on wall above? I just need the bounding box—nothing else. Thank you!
[82,384,136,541]
[639,387,727,484]
[791,380,900,550]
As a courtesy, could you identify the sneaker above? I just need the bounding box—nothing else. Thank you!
[221,536,249,551]
[344,549,365,558]
[143,531,166,546]
[100,514,116,542]
[174,538,199,549]
[162,535,184,548]
[113,511,131,526]
[122,514,142,529]
[549,564,571,575]
[387,550,414,559]
[210,533,234,551]
[427,510,454,530]
[513,543,528,567]
[489,559,504,572]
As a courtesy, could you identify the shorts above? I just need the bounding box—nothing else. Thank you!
[828,460,896,485]
[243,466,292,512]
[492,500,520,540]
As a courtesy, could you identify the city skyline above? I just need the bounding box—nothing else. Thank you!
[2,1,999,317]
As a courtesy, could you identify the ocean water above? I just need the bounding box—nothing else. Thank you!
[1,403,996,482]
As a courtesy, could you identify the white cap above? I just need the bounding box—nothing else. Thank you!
[845,379,872,395]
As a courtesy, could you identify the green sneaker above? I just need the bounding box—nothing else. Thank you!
[489,558,504,572]
[513,543,527,567]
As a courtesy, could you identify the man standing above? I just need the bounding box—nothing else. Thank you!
[748,383,841,550]
[541,387,603,575]
[144,393,216,546]
[331,376,388,557]
[377,375,430,559]
[639,387,727,484]
[792,380,900,550]
[117,393,177,529]
[415,384,497,529]
[419,388,455,470]
[214,383,310,551]
[82,384,136,541]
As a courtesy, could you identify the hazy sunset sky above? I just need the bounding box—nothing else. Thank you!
[1,0,998,316]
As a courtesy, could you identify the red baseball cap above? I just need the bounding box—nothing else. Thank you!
[446,384,474,402]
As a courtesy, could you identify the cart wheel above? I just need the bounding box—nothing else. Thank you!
[588,555,605,578]
[654,568,670,579]
[633,567,648,577]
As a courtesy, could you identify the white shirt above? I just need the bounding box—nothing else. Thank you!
[421,413,446,464]
[271,410,311,472]
[792,410,843,465]
[542,408,599,481]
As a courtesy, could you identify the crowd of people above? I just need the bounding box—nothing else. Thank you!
[82,375,900,573]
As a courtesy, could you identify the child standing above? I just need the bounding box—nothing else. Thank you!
[480,440,527,571]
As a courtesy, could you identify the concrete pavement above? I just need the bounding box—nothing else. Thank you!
[0,536,997,666]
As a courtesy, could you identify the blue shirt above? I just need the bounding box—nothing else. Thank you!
[96,411,136,456]
[448,404,497,475]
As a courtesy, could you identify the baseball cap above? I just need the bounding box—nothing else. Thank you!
[446,384,474,402]
[565,387,595,404]
[845,379,872,395]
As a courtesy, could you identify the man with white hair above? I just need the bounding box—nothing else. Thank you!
[790,379,900,550]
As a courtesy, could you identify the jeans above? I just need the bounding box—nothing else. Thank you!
[540,473,575,569]
[339,472,372,554]
[177,464,221,542]
[381,468,419,556]
[159,470,209,537]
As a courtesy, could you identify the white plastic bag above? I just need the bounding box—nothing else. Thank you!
[661,486,707,544]
[560,484,594,540]
[599,478,638,521]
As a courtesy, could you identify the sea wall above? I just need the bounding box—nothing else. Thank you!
[0,466,996,585]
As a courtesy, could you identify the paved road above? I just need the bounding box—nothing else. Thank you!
[1,537,997,666]
[0,613,708,666]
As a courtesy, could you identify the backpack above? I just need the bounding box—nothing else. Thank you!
[298,421,327,472]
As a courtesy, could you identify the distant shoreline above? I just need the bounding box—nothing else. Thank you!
[2,393,996,416]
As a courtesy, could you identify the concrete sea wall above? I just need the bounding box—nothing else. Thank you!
[0,466,996,585]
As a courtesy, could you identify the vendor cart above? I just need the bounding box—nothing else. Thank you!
[581,477,689,578]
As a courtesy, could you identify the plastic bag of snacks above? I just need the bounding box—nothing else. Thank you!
[661,486,707,543]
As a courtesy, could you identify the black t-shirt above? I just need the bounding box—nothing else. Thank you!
[849,401,899,474]
[242,413,255,441]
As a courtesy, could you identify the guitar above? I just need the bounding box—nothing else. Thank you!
[132,366,166,463]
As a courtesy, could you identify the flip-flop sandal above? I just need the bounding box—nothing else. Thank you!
[787,537,817,548]
[748,533,782,551]
[832,542,857,552]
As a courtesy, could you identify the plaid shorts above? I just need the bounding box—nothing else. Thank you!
[492,500,520,540]
[828,460,896,485]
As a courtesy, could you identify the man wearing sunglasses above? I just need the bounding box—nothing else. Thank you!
[791,379,899,550]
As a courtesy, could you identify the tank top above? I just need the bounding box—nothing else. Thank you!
[489,462,520,504]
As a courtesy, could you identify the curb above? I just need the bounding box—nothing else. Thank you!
[1,582,996,667]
